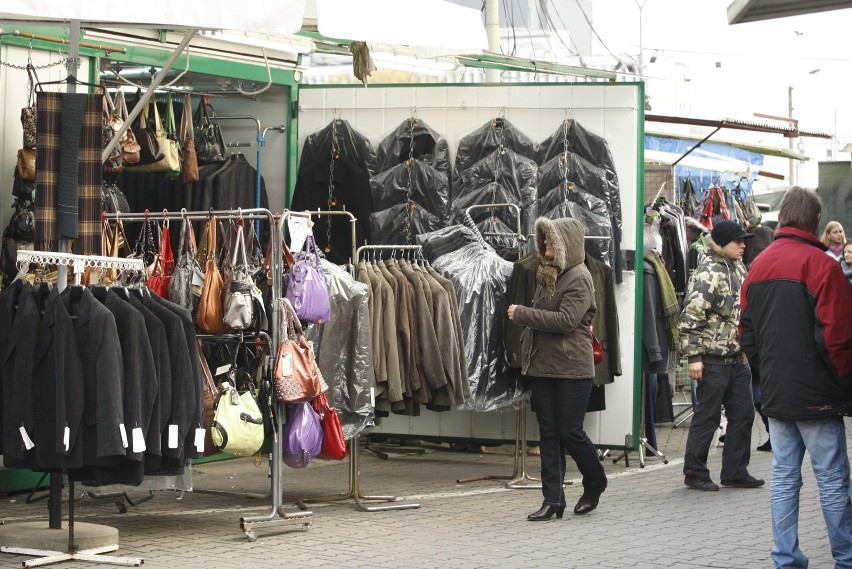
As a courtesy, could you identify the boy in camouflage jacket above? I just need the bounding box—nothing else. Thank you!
[679,220,764,491]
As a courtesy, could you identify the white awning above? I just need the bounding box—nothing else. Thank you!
[645,149,754,175]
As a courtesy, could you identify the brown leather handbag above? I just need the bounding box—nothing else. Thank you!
[272,299,323,403]
[196,216,228,334]
[198,341,220,456]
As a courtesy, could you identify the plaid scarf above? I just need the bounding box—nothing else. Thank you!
[35,91,103,254]
[644,250,679,346]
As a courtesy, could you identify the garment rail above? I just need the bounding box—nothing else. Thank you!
[612,372,669,468]
[105,208,312,541]
[0,252,145,567]
[296,242,420,512]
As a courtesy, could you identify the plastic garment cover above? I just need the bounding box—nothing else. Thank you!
[424,239,526,412]
[539,191,613,266]
[370,202,444,246]
[370,160,451,225]
[376,118,452,181]
[476,215,521,252]
[299,119,377,177]
[538,120,623,244]
[303,260,374,440]
[538,152,610,202]
[418,224,482,262]
[453,148,538,237]
[455,118,538,175]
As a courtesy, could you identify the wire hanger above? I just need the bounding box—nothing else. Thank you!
[36,74,103,91]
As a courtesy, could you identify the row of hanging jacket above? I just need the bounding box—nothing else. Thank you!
[0,277,204,486]
[355,254,469,415]
[292,117,624,281]
[645,198,690,298]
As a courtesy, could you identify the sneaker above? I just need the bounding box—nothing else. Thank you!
[721,475,765,488]
[684,475,720,491]
[756,440,772,452]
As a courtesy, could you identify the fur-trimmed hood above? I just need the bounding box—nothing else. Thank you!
[534,217,585,272]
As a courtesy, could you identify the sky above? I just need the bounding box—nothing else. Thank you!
[590,0,852,186]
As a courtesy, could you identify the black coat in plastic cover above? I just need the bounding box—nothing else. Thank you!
[376,118,452,181]
[455,118,538,175]
[477,216,520,252]
[417,225,482,262]
[538,152,610,202]
[453,148,538,237]
[539,194,613,266]
[426,241,525,412]
[370,202,443,246]
[370,160,451,225]
[299,119,377,178]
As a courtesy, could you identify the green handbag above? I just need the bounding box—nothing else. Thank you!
[211,379,265,457]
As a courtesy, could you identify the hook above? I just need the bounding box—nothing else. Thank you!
[162,208,169,228]
[144,208,150,221]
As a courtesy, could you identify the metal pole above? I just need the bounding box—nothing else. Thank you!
[789,85,795,185]
[485,0,500,83]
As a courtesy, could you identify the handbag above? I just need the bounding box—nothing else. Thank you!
[284,234,331,324]
[196,216,228,334]
[127,90,164,167]
[169,216,203,311]
[282,401,323,469]
[179,93,200,183]
[127,96,180,174]
[311,392,347,461]
[211,379,265,457]
[591,326,604,365]
[194,97,228,163]
[16,148,36,181]
[147,220,174,298]
[272,299,323,403]
[114,90,141,165]
[21,64,38,149]
[223,223,264,330]
[198,341,220,457]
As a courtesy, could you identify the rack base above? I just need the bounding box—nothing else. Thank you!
[0,522,141,567]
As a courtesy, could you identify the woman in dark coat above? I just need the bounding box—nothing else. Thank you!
[508,217,608,520]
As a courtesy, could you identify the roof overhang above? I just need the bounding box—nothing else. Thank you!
[646,114,831,140]
[727,0,852,24]
[647,131,810,161]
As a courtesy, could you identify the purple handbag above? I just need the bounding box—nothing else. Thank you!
[285,234,331,323]
[282,402,323,469]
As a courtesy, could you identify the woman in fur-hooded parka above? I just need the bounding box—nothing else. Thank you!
[508,217,607,520]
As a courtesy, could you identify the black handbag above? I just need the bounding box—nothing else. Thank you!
[193,97,227,163]
[130,89,165,167]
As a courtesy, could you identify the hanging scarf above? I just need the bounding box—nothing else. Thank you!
[644,250,679,346]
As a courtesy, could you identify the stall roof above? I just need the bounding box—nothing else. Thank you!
[646,113,831,140]
[727,0,852,24]
[646,131,809,161]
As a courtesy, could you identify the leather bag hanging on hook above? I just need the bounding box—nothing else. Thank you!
[196,216,228,334]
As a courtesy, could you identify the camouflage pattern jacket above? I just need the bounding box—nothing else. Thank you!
[678,236,746,364]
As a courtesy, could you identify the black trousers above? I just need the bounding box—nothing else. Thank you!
[529,376,608,508]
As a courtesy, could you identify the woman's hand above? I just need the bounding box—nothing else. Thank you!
[507,304,517,321]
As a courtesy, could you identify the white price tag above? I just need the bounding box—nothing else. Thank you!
[131,427,146,453]
[168,424,179,449]
[280,352,293,377]
[215,364,233,377]
[63,426,70,453]
[194,428,206,454]
[287,217,310,254]
[119,424,129,448]
[19,426,35,450]
[370,387,375,408]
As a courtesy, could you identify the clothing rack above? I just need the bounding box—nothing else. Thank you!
[297,243,421,512]
[0,252,146,567]
[106,208,312,541]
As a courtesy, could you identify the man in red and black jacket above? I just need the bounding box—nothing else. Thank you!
[740,186,852,568]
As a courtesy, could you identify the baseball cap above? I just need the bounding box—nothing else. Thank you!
[711,220,754,248]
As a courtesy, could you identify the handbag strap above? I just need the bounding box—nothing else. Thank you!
[181,94,193,142]
[231,224,249,269]
[25,64,39,108]
[165,93,176,136]
[197,341,217,394]
[150,98,166,136]
[206,215,218,261]
[116,90,130,120]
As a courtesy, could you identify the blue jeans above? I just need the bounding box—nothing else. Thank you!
[769,416,852,568]
[529,376,607,508]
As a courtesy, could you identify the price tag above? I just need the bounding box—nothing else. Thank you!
[132,427,146,453]
[288,217,310,254]
[280,352,293,377]
[370,387,375,408]
[19,426,35,450]
[195,428,206,454]
[63,426,70,453]
[168,424,179,449]
[119,424,128,448]
[215,364,233,377]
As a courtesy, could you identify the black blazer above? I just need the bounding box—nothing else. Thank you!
[0,280,41,467]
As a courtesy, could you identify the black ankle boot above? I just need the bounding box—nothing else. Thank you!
[527,504,565,521]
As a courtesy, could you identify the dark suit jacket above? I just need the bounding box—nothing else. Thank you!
[0,280,40,466]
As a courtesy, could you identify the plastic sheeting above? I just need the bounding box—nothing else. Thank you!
[477,215,522,253]
[304,260,374,440]
[455,118,538,175]
[375,118,452,181]
[299,119,377,177]
[422,237,525,412]
[453,148,538,237]
[539,191,613,266]
[370,160,451,224]
[418,224,482,261]
[370,202,444,246]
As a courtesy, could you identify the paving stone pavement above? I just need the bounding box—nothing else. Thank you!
[1,416,847,569]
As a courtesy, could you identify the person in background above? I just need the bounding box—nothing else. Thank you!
[841,241,852,286]
[742,212,775,452]
[508,217,607,521]
[820,221,846,261]
[679,220,763,492]
[741,187,852,569]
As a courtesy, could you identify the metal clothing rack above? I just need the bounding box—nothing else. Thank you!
[293,237,419,512]
[107,208,312,541]
[612,373,669,468]
[1,251,146,567]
